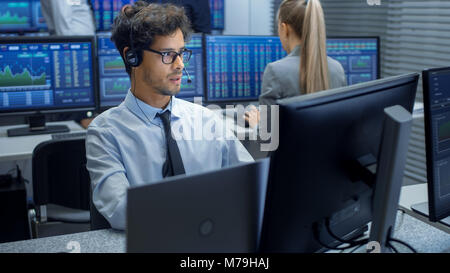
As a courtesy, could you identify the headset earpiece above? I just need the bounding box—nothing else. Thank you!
[127,12,142,68]
[125,49,141,67]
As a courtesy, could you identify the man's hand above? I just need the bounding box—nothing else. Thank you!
[244,105,260,129]
[80,118,94,129]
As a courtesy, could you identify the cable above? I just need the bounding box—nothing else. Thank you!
[325,218,369,246]
[317,220,416,253]
[315,236,363,251]
[131,65,153,124]
[387,241,399,253]
[6,167,16,175]
[127,8,153,126]
[15,165,24,184]
[349,244,365,253]
[389,238,417,253]
[313,223,367,251]
[132,69,151,123]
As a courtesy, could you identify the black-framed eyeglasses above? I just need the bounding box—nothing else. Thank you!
[144,48,192,64]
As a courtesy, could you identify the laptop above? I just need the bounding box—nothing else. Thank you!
[126,158,270,253]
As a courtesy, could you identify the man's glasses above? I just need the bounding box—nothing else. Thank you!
[144,48,192,64]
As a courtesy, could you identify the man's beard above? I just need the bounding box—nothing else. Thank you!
[144,69,182,96]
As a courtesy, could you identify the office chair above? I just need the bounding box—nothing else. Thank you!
[90,186,112,230]
[0,174,31,243]
[30,138,91,238]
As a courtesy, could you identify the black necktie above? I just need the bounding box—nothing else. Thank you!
[157,111,185,177]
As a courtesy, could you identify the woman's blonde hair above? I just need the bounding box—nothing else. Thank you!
[278,0,329,94]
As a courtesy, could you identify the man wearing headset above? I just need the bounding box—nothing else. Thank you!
[86,1,253,230]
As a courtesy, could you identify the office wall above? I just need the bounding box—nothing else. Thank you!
[223,0,272,35]
[319,0,450,186]
[321,0,450,103]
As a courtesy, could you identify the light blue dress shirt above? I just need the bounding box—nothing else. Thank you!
[86,90,254,230]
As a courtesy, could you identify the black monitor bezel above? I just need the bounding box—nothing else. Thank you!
[422,66,450,222]
[0,35,98,116]
[259,72,419,252]
[203,35,381,104]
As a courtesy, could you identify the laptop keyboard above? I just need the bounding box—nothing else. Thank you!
[51,132,87,140]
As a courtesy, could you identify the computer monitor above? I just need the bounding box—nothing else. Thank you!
[412,67,450,226]
[205,35,287,103]
[209,0,224,30]
[0,0,47,33]
[205,36,380,103]
[259,73,419,253]
[127,159,270,253]
[32,0,47,30]
[0,1,33,32]
[96,32,129,109]
[97,32,204,109]
[91,0,136,32]
[327,37,380,85]
[0,36,97,137]
[178,33,205,101]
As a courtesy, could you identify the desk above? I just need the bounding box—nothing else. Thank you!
[212,109,269,160]
[211,108,254,135]
[0,211,448,253]
[0,121,85,163]
[0,229,125,253]
[0,121,86,199]
[399,183,450,234]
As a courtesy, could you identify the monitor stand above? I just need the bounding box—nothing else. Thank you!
[411,202,450,228]
[7,114,69,137]
[369,105,413,253]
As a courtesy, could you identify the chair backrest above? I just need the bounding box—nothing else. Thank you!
[89,186,111,230]
[32,138,90,210]
[0,179,31,243]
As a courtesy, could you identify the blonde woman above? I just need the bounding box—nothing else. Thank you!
[245,0,347,127]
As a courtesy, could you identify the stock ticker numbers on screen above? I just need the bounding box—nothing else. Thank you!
[93,0,224,31]
[0,42,94,111]
[209,0,224,30]
[91,0,136,31]
[327,38,379,85]
[206,36,286,102]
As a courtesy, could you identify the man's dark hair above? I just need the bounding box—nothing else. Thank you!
[111,1,193,76]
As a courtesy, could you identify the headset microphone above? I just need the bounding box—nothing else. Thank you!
[183,67,192,83]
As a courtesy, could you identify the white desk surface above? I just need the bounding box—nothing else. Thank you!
[0,121,85,163]
[399,183,449,234]
[399,183,428,211]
